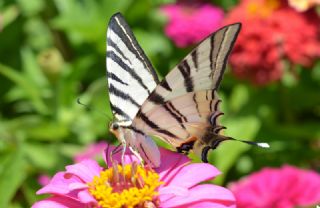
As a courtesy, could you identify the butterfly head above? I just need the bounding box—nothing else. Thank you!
[109,122,121,138]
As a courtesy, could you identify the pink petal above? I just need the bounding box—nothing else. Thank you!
[165,163,221,188]
[37,172,81,195]
[68,182,88,190]
[161,184,235,207]
[159,186,189,196]
[159,185,189,202]
[74,141,108,162]
[65,159,102,182]
[78,190,97,204]
[174,202,236,208]
[32,196,84,208]
[156,148,189,182]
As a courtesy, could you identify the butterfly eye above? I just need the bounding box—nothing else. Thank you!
[111,123,119,130]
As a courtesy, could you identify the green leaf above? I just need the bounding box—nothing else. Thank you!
[21,47,49,88]
[27,121,69,141]
[229,84,249,113]
[0,63,48,114]
[24,143,59,169]
[281,67,298,87]
[212,0,238,9]
[311,61,320,83]
[133,29,172,60]
[0,147,26,207]
[17,0,44,16]
[1,6,20,29]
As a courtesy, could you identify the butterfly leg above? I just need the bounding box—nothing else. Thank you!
[128,146,144,166]
[120,142,127,166]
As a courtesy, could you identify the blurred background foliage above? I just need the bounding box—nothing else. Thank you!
[0,0,319,207]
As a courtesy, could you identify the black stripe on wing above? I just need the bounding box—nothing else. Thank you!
[167,102,187,123]
[107,72,129,86]
[108,13,159,84]
[191,50,198,71]
[210,23,241,89]
[217,25,241,86]
[110,103,131,120]
[138,112,178,138]
[164,102,186,129]
[209,35,215,71]
[107,50,150,93]
[148,92,165,104]
[160,79,172,91]
[107,37,132,65]
[193,93,201,116]
[109,84,140,108]
[178,60,194,92]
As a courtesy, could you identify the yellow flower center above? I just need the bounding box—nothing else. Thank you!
[88,162,162,208]
[246,0,280,18]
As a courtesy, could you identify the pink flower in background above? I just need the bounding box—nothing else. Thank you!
[37,175,51,186]
[229,165,320,208]
[224,0,320,85]
[161,3,224,47]
[33,146,236,208]
[74,141,107,162]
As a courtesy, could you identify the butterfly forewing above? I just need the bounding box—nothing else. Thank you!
[154,23,240,102]
[106,13,159,125]
[132,24,241,155]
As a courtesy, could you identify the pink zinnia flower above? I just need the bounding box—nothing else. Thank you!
[161,3,224,47]
[224,0,320,85]
[33,146,236,208]
[229,165,320,208]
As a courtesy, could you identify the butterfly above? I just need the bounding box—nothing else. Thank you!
[106,12,269,167]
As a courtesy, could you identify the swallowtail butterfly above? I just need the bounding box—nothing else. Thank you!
[106,13,269,167]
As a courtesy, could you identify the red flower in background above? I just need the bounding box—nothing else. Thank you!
[289,0,320,11]
[229,165,320,208]
[225,0,320,85]
[161,3,224,47]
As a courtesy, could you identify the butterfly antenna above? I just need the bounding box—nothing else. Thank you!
[77,98,113,121]
[226,137,270,148]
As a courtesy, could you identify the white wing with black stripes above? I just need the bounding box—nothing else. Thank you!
[132,24,242,161]
[106,13,162,168]
[106,13,159,126]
